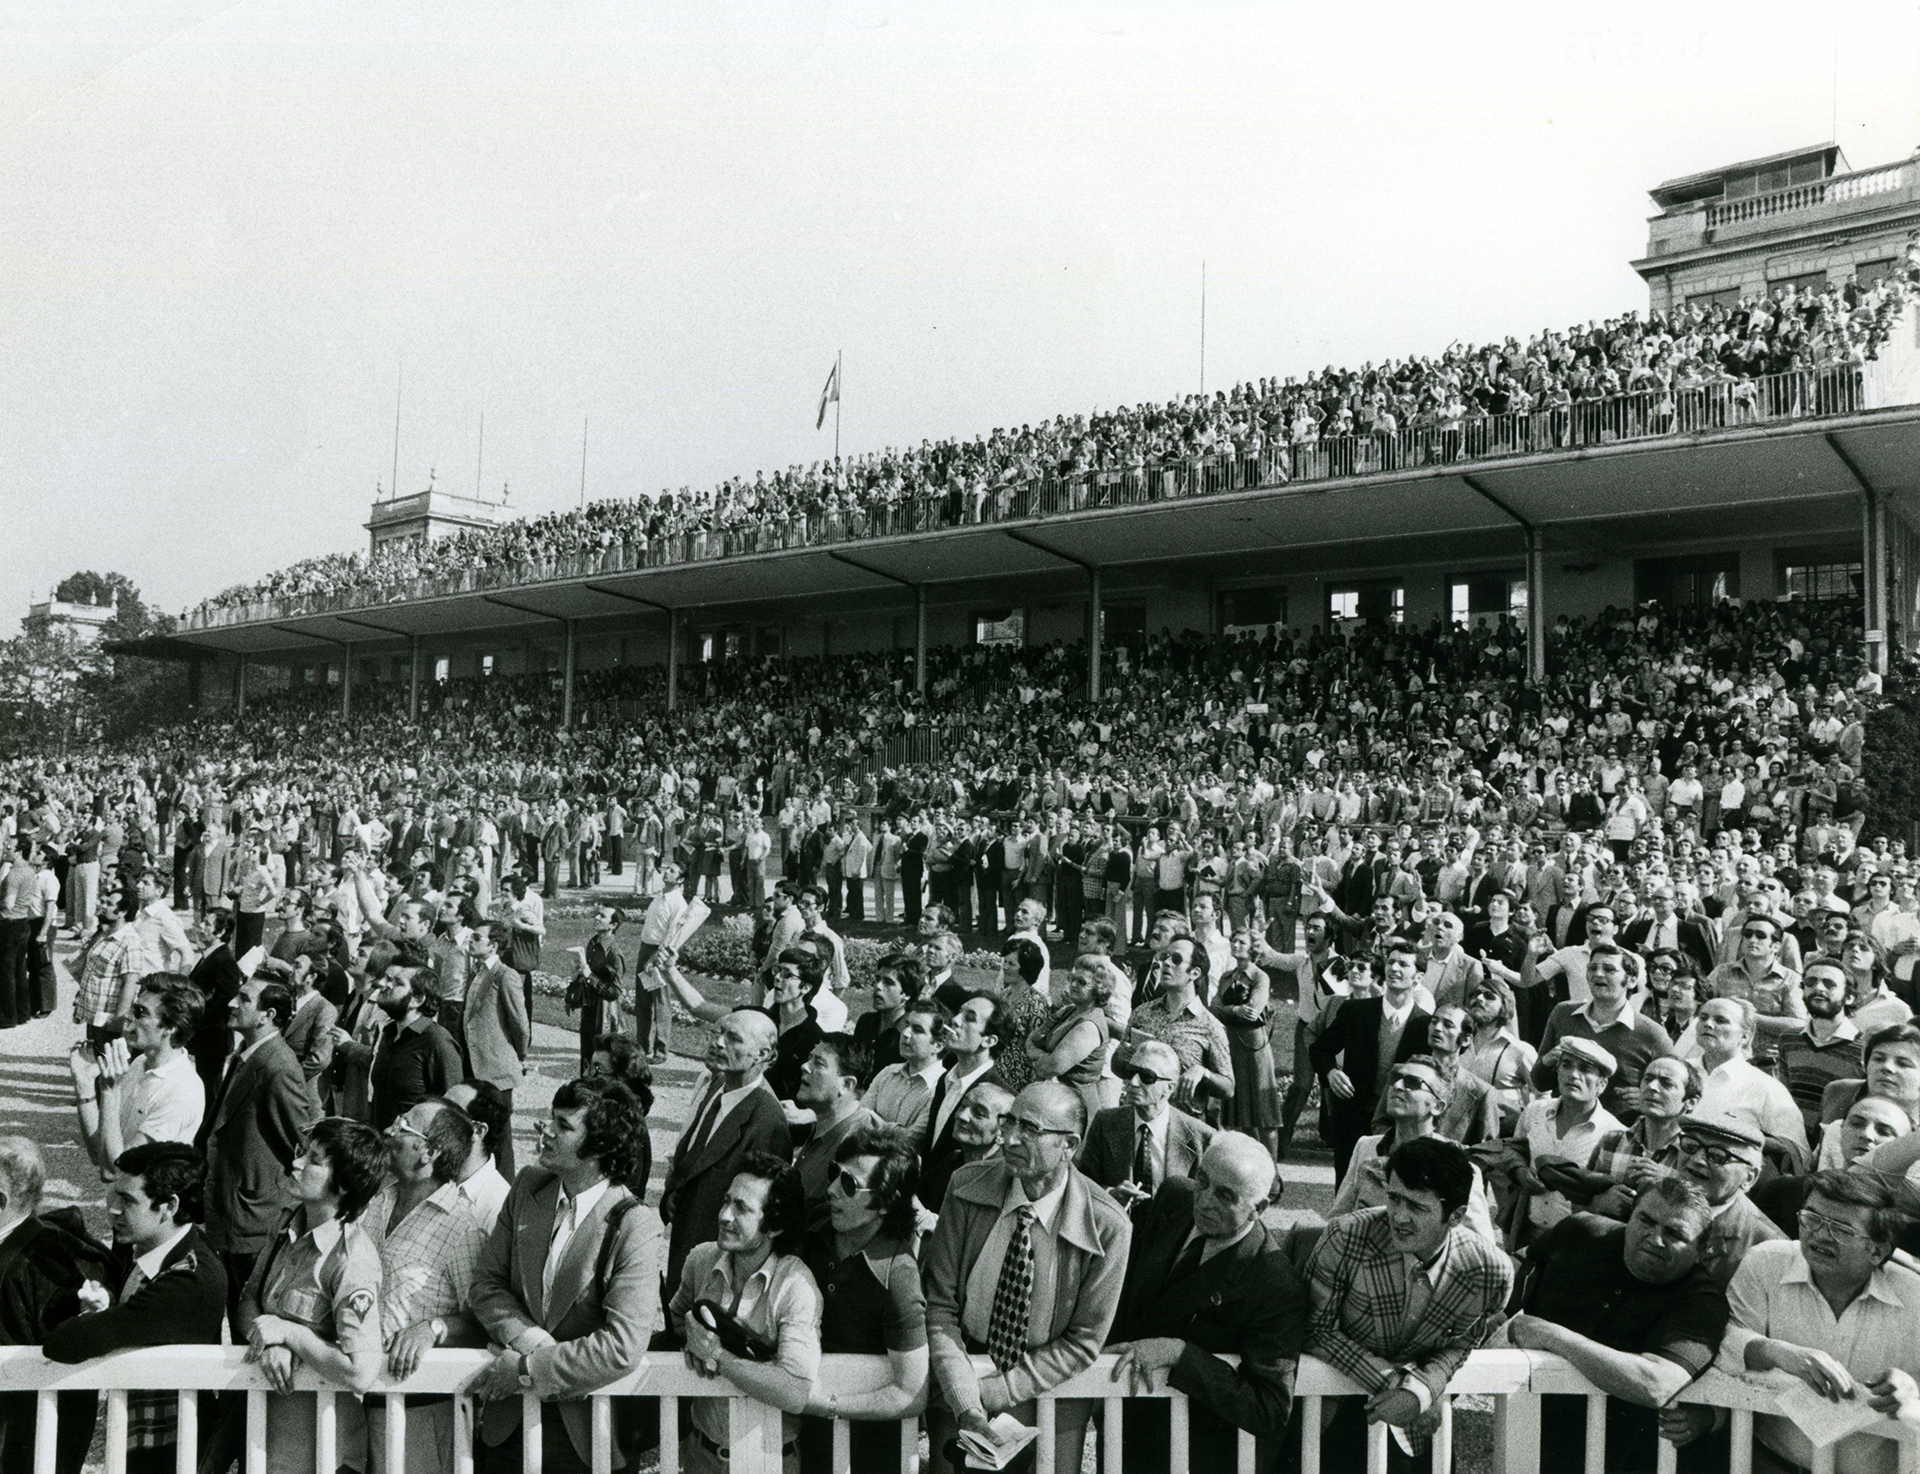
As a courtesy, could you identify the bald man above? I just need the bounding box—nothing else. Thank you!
[1106,1137,1310,1474]
[657,1008,791,1288]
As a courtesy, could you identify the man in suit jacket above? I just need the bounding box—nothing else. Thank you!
[200,972,317,1323]
[273,958,336,1114]
[1622,887,1719,979]
[1105,1138,1310,1474]
[43,1143,227,1474]
[924,1081,1132,1474]
[186,909,245,1105]
[1305,1136,1512,1462]
[657,1009,791,1288]
[1308,940,1433,1180]
[465,924,531,1177]
[920,993,1014,1162]
[468,1077,662,1474]
[1077,1039,1212,1215]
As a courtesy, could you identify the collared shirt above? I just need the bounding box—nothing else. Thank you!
[127,1224,194,1297]
[543,1178,612,1306]
[669,1244,822,1448]
[1852,988,1914,1037]
[1588,1116,1687,1184]
[1723,1239,1920,1474]
[136,898,193,972]
[72,923,156,1024]
[119,1050,205,1149]
[364,1179,487,1339]
[1706,961,1807,1039]
[1520,1095,1625,1228]
[865,1059,945,1140]
[930,1058,997,1145]
[1697,1055,1810,1154]
[961,1171,1072,1351]
[454,1160,511,1234]
[793,1106,880,1210]
[1127,992,1232,1116]
[248,1210,383,1362]
[1332,1131,1500,1246]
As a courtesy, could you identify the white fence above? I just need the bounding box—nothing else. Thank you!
[1,1347,1915,1474]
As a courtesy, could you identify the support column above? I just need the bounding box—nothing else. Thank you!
[188,659,203,710]
[915,588,928,695]
[1526,528,1547,683]
[1865,487,1890,677]
[235,659,247,716]
[666,609,681,713]
[1086,565,1104,701]
[340,645,353,719]
[408,637,422,722]
[562,620,577,729]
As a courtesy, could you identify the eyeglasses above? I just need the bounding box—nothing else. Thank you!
[1741,928,1777,942]
[1678,1135,1756,1168]
[1123,1067,1172,1087]
[1390,1072,1438,1094]
[1797,1207,1873,1246]
[383,1119,429,1142]
[1000,1116,1076,1141]
[831,1167,872,1198]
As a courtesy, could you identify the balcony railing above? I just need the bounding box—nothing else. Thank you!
[1706,158,1917,229]
[5,1345,1917,1474]
[186,363,1885,634]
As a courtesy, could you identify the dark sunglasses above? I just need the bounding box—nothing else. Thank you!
[1123,1066,1172,1087]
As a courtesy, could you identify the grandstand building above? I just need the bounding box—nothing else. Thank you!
[124,157,1920,722]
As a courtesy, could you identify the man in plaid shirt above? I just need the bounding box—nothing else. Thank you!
[1305,1135,1512,1465]
[70,898,156,1033]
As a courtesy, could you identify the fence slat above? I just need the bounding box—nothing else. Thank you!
[590,1395,611,1474]
[659,1395,679,1474]
[33,1390,57,1474]
[316,1391,336,1474]
[1103,1396,1124,1474]
[1729,1409,1753,1474]
[1036,1393,1057,1474]
[1169,1391,1189,1474]
[521,1391,543,1474]
[1366,1417,1389,1474]
[899,1416,917,1474]
[1492,1390,1538,1474]
[1433,1397,1454,1474]
[104,1389,128,1474]
[245,1390,268,1474]
[831,1416,850,1474]
[1300,1395,1322,1474]
[454,1396,475,1474]
[175,1392,197,1474]
[1583,1393,1606,1474]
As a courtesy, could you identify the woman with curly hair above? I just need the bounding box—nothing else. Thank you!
[233,1116,388,1474]
[795,1124,928,1474]
[669,1153,821,1474]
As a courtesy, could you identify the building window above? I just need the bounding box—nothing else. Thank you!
[1450,572,1528,628]
[1218,588,1287,638]
[1856,259,1897,289]
[1686,287,1742,311]
[1783,561,1862,601]
[1327,583,1403,628]
[973,609,1026,647]
[481,654,494,677]
[433,657,450,683]
[1768,271,1828,298]
[700,634,716,662]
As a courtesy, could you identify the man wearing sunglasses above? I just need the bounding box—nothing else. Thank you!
[1705,913,1807,1069]
[1076,1040,1212,1214]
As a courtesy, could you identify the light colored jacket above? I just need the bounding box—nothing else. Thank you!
[464,959,530,1091]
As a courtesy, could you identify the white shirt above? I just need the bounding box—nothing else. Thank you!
[119,1050,206,1149]
[1722,1239,1920,1474]
[1696,1055,1810,1154]
[931,1058,998,1145]
[542,1177,611,1305]
[125,1223,194,1298]
[1519,1095,1624,1228]
[455,1160,511,1234]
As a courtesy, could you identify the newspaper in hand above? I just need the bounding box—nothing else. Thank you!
[957,1414,1039,1471]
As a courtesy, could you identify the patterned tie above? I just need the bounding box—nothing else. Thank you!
[986,1205,1035,1372]
[1132,1122,1158,1196]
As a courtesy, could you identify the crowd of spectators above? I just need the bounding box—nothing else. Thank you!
[191,256,1920,624]
[1,580,1918,1472]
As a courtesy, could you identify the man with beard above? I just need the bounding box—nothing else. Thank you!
[1772,957,1864,1139]
[368,968,464,1131]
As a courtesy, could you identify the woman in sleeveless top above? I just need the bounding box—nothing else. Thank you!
[1024,959,1114,1128]
[1212,929,1281,1154]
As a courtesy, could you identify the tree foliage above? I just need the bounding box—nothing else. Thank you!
[1863,668,1920,845]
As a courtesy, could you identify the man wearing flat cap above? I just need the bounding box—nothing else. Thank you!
[1510,1037,1623,1242]
[1670,1110,1783,1287]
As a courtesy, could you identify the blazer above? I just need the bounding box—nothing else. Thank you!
[187,944,244,1103]
[280,992,338,1110]
[919,1061,1013,1162]
[1109,1179,1310,1473]
[657,1077,791,1286]
[924,1158,1132,1411]
[1622,915,1720,978]
[1307,996,1433,1121]
[1304,1207,1512,1449]
[470,1169,662,1469]
[42,1225,226,1362]
[464,960,531,1092]
[202,1032,319,1255]
[1076,1106,1212,1194]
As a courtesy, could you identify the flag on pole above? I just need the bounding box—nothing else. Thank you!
[816,358,840,430]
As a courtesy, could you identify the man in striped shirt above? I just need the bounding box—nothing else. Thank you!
[1770,958,1862,1140]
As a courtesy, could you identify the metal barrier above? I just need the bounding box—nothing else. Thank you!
[186,362,1889,632]
[4,1346,1917,1474]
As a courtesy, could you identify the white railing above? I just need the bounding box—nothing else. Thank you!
[1707,158,1917,228]
[2,1346,1915,1474]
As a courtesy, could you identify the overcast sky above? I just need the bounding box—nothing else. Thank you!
[4,0,1917,623]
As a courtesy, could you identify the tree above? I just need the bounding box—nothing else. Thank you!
[1862,668,1920,847]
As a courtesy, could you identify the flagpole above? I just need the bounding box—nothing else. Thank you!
[834,349,842,461]
[1200,261,1207,396]
[579,416,589,509]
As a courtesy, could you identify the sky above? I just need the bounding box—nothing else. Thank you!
[3,0,1918,623]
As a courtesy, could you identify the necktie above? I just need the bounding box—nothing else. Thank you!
[543,1192,574,1304]
[986,1205,1035,1372]
[682,1088,726,1161]
[1132,1122,1158,1196]
[1167,1233,1206,1283]
[1403,1258,1434,1340]
[122,1264,147,1301]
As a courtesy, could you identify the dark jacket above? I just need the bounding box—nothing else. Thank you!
[187,944,245,1105]
[657,1077,791,1287]
[1076,1106,1212,1194]
[0,1213,115,1474]
[1307,994,1433,1125]
[203,1031,319,1255]
[44,1225,226,1361]
[1109,1179,1311,1473]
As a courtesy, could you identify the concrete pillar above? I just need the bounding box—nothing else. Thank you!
[562,620,577,729]
[409,636,422,722]
[915,588,928,695]
[1526,528,1548,683]
[188,659,202,710]
[340,644,353,719]
[1866,488,1890,676]
[666,609,681,713]
[1086,565,1104,701]
[235,659,247,716]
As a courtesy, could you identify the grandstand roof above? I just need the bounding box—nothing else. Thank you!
[134,403,1920,662]
[1649,143,1845,208]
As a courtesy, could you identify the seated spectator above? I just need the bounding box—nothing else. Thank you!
[70,972,206,1177]
[789,1033,881,1219]
[1819,1023,1920,1130]
[1758,1094,1912,1230]
[1304,1135,1513,1466]
[1774,956,1865,1138]
[1510,1037,1625,1242]
[1106,1136,1308,1474]
[864,997,947,1141]
[1332,1055,1501,1244]
[917,1078,1014,1219]
[1688,997,1810,1161]
[38,1143,214,1474]
[468,1078,661,1474]
[1579,1053,1702,1221]
[796,1124,928,1474]
[230,1117,387,1474]
[1530,942,1672,1121]
[1667,1170,1920,1472]
[442,1080,513,1233]
[923,1081,1131,1474]
[668,1155,821,1474]
[1842,931,1912,1035]
[1706,911,1806,1065]
[1673,1112,1786,1287]
[1076,1039,1213,1216]
[1377,1002,1500,1146]
[1504,1175,1726,1474]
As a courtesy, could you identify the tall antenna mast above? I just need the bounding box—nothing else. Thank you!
[390,361,403,501]
[1200,261,1207,395]
[579,416,589,509]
